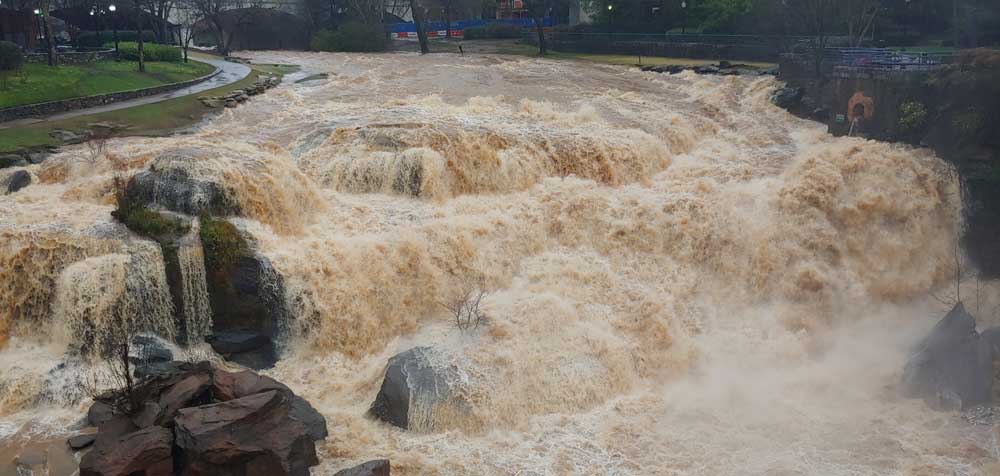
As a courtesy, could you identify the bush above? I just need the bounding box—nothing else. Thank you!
[0,41,24,90]
[898,101,928,134]
[79,30,157,47]
[311,22,386,52]
[106,42,182,62]
[463,23,523,40]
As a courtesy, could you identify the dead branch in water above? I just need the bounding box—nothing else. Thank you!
[440,287,489,331]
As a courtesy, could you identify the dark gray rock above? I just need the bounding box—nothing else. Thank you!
[27,152,49,164]
[900,302,996,410]
[68,432,97,450]
[771,86,804,109]
[130,334,173,366]
[126,150,239,216]
[88,401,115,427]
[369,347,454,430]
[334,459,390,476]
[0,154,28,169]
[49,129,86,144]
[207,332,277,370]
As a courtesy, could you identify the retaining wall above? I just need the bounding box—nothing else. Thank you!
[25,48,116,65]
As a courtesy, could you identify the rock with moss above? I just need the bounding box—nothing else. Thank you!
[200,216,288,369]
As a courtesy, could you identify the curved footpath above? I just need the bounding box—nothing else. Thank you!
[1,53,251,128]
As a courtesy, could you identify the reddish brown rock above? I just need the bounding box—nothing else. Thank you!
[212,368,328,441]
[79,426,173,476]
[174,390,318,476]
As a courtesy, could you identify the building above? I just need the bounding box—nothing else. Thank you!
[0,7,38,49]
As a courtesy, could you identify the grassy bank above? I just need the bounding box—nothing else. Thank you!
[0,61,284,153]
[0,60,216,109]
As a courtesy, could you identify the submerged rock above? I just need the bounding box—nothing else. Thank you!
[3,169,31,194]
[126,154,239,216]
[334,459,390,476]
[369,347,456,430]
[900,302,996,410]
[771,86,804,109]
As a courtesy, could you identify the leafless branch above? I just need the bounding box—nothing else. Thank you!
[439,287,488,332]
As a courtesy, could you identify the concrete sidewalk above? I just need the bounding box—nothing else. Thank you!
[0,53,251,128]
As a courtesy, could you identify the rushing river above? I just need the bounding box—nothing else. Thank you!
[2,51,999,475]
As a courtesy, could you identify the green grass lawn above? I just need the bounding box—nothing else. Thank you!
[0,60,216,109]
[0,60,284,153]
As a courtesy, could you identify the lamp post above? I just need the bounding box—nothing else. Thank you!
[33,8,44,52]
[681,2,687,35]
[108,4,118,56]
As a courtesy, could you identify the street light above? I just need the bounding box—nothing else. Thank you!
[33,8,46,53]
[681,1,687,34]
[108,4,119,56]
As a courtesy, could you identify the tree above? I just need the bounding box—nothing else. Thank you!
[175,1,201,62]
[133,0,147,72]
[185,0,266,56]
[523,0,565,55]
[37,0,59,66]
[409,0,430,54]
[0,41,25,90]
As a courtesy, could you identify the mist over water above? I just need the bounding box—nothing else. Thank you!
[1,51,998,475]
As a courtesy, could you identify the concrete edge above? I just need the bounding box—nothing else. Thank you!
[0,62,224,124]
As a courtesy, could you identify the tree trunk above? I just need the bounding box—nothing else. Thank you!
[534,15,546,55]
[211,17,229,56]
[43,12,58,67]
[410,0,429,54]
[137,14,146,72]
[445,4,451,39]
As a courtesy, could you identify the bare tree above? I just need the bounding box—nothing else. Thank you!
[409,0,430,54]
[37,0,59,66]
[440,287,488,331]
[174,1,202,62]
[83,127,113,164]
[81,333,139,415]
[186,0,266,56]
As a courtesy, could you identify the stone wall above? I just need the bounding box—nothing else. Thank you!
[24,48,116,65]
[0,66,221,123]
[524,36,778,62]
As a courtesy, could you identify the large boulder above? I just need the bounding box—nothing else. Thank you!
[0,154,28,169]
[79,426,174,476]
[125,150,239,216]
[3,169,31,194]
[174,390,318,476]
[334,459,390,476]
[900,302,997,410]
[79,362,326,476]
[771,86,804,109]
[207,331,277,370]
[211,368,328,442]
[369,347,455,430]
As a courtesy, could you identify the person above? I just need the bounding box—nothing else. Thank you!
[458,44,464,56]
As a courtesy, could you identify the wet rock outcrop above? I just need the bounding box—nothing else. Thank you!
[77,361,326,476]
[126,153,239,217]
[200,216,288,369]
[3,169,31,194]
[369,347,456,430]
[901,302,999,410]
[198,75,281,109]
[334,459,390,476]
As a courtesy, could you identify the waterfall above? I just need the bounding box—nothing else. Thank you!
[176,219,213,346]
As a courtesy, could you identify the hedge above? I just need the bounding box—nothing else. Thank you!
[80,30,158,47]
[463,23,523,40]
[311,22,386,52]
[105,42,182,62]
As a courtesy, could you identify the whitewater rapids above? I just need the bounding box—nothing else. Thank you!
[1,51,999,475]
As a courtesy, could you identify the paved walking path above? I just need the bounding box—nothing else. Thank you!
[0,53,251,128]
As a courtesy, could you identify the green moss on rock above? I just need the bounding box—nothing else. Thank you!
[199,215,250,272]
